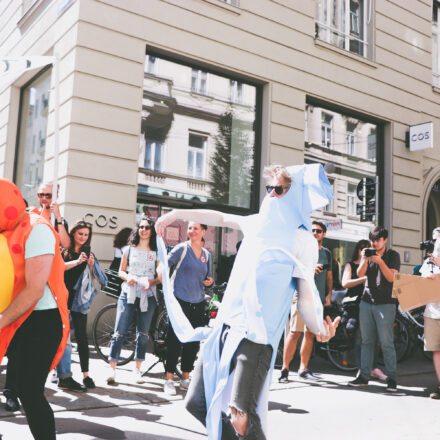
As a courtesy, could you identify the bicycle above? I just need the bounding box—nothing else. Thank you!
[400,306,432,361]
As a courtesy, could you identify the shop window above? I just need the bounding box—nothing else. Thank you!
[144,140,163,171]
[315,0,370,58]
[191,69,207,94]
[139,53,259,211]
[14,68,51,207]
[188,133,206,179]
[433,2,440,87]
[321,112,333,148]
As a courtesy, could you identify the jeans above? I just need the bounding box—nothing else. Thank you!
[109,293,157,362]
[56,332,72,379]
[186,333,273,440]
[165,298,205,374]
[359,301,397,381]
[6,309,62,440]
[354,328,380,370]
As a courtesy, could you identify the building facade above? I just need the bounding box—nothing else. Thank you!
[1,0,440,290]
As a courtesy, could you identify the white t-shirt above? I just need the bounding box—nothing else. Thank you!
[420,258,440,319]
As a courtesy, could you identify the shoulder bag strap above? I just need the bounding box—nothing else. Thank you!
[170,243,188,282]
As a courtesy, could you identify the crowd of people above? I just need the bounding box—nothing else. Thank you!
[1,162,440,440]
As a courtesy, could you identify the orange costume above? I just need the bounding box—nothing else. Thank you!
[0,178,69,370]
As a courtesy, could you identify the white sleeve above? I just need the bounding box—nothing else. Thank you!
[292,229,318,278]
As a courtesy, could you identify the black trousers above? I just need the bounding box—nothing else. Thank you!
[165,298,205,374]
[70,311,89,372]
[7,309,62,440]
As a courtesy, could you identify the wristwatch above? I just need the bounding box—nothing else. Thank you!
[55,217,65,226]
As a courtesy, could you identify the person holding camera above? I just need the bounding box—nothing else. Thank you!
[419,227,440,399]
[62,220,107,389]
[348,226,400,392]
[279,220,333,383]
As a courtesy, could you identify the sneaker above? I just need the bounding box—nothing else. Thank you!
[385,378,397,392]
[58,377,87,391]
[348,376,369,387]
[371,368,387,381]
[298,369,319,381]
[278,369,289,383]
[180,379,190,390]
[83,376,96,389]
[429,385,440,399]
[134,369,145,384]
[50,371,58,384]
[106,369,117,385]
[4,393,20,412]
[164,379,176,396]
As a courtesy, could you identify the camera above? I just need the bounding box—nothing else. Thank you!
[321,263,331,270]
[364,248,377,257]
[420,240,435,254]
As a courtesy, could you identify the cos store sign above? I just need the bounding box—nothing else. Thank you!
[83,213,118,229]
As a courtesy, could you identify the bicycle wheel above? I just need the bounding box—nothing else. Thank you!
[325,330,358,372]
[92,303,136,366]
[152,305,181,377]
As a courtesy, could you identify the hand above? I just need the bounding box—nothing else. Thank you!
[315,316,341,342]
[315,264,323,275]
[87,253,95,268]
[370,254,382,265]
[429,255,440,267]
[127,274,138,285]
[203,276,214,287]
[50,202,62,221]
[78,252,88,264]
[141,279,152,290]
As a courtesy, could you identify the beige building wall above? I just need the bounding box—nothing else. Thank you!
[1,0,440,277]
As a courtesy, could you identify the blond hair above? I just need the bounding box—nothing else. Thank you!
[263,164,292,185]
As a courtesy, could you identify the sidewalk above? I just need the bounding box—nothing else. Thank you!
[0,345,437,439]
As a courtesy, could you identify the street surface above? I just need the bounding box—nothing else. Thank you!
[1,347,439,440]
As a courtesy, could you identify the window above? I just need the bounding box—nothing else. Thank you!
[346,121,356,155]
[367,130,376,162]
[325,179,335,213]
[140,53,259,210]
[145,55,157,75]
[230,80,243,103]
[191,69,207,94]
[144,140,163,171]
[188,133,206,179]
[347,183,357,216]
[316,0,368,57]
[220,0,239,5]
[15,68,51,207]
[433,2,440,87]
[321,112,333,148]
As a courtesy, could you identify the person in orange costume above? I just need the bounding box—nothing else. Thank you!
[0,178,69,440]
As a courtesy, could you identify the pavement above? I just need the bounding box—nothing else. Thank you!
[1,345,440,440]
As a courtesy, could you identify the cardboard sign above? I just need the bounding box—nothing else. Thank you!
[392,273,440,311]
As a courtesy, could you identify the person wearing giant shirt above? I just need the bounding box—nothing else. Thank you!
[0,178,69,440]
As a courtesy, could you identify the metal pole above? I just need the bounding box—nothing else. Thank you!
[375,175,379,223]
[362,177,366,221]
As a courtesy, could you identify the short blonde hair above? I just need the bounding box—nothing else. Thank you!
[263,164,292,185]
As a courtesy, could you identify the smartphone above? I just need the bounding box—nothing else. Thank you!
[82,245,91,258]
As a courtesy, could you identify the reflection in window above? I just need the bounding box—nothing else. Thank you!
[139,53,258,210]
[188,133,206,179]
[15,69,51,207]
[145,55,157,75]
[321,112,333,148]
[191,69,207,94]
[145,140,162,171]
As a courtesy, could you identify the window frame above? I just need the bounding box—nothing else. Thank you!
[191,68,208,95]
[321,112,333,149]
[187,132,207,179]
[144,139,163,172]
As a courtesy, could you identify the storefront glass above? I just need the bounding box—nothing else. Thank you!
[14,69,51,207]
[305,103,379,289]
[138,53,259,211]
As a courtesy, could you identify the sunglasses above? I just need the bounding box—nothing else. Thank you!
[76,221,92,228]
[265,185,290,195]
[312,228,324,233]
[139,225,152,230]
[37,193,52,199]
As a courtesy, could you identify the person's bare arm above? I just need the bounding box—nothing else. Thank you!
[155,209,243,237]
[0,254,53,331]
[357,250,368,277]
[64,252,87,271]
[342,263,367,288]
[370,255,398,283]
[325,270,333,306]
